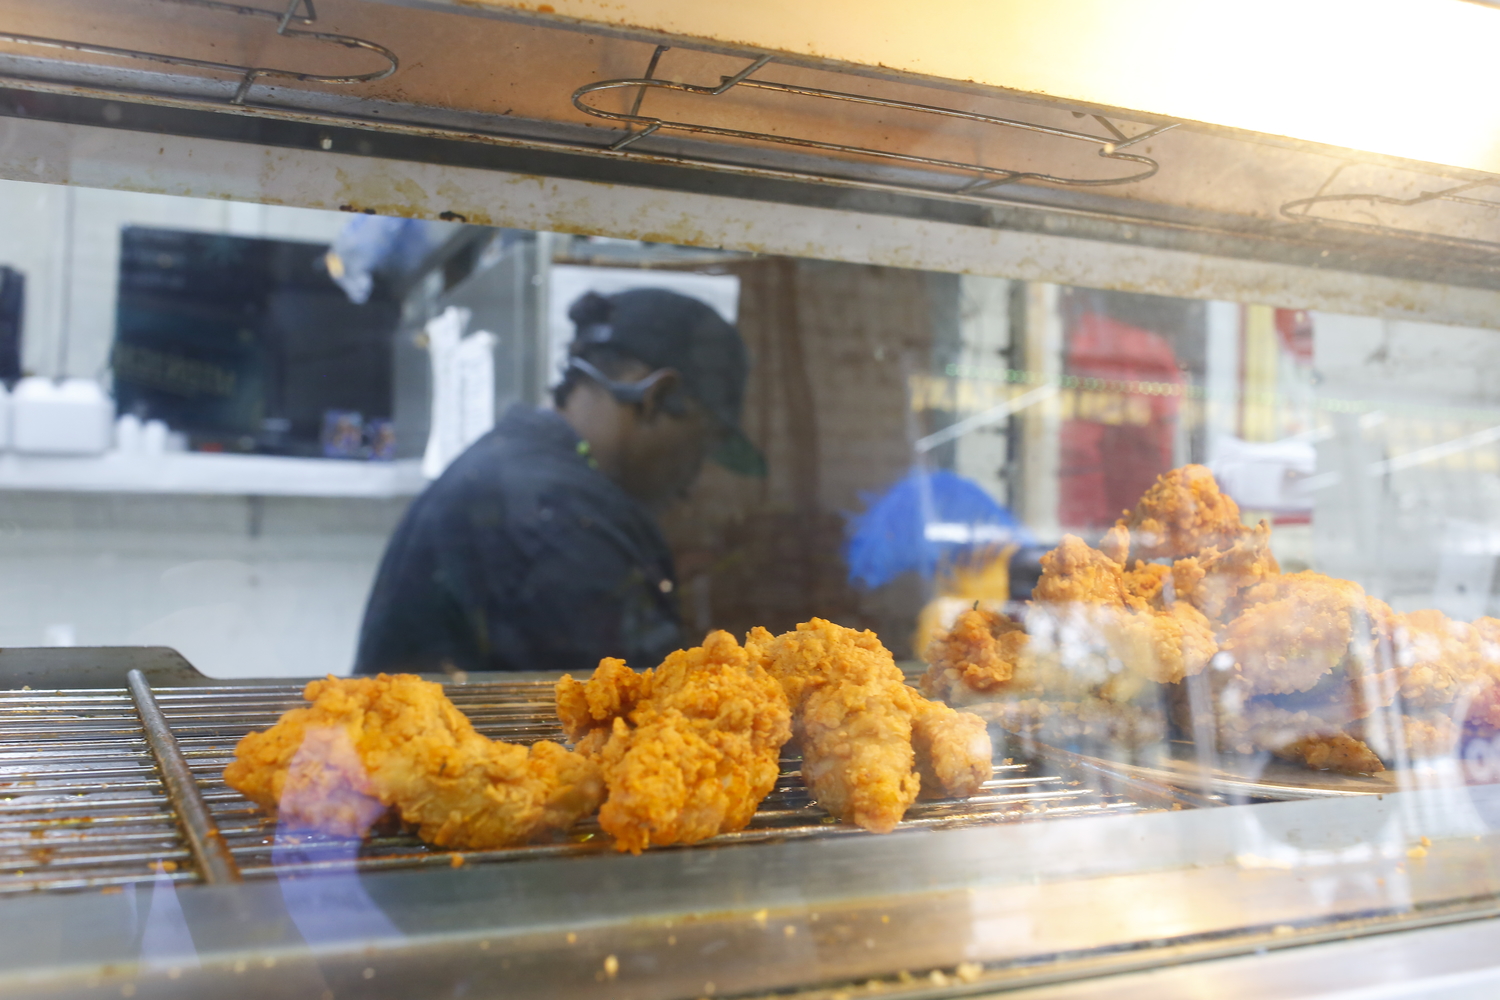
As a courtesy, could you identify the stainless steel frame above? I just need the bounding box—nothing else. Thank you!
[4,660,1500,998]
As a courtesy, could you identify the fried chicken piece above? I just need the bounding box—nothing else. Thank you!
[748,620,921,833]
[1119,464,1248,561]
[910,699,992,799]
[1033,535,1130,606]
[1172,521,1281,622]
[1468,618,1500,734]
[1276,734,1386,775]
[225,675,604,848]
[1220,572,1394,696]
[920,607,1027,702]
[560,631,792,854]
[1123,561,1171,608]
[555,656,652,744]
[1394,610,1491,713]
[749,619,992,831]
[1105,601,1218,685]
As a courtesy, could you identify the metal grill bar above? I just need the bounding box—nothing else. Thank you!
[125,670,241,885]
[0,676,1168,894]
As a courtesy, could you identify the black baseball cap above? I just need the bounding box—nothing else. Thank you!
[566,288,766,477]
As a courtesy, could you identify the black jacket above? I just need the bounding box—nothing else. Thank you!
[354,406,681,674]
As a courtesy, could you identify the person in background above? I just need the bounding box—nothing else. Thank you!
[354,288,763,675]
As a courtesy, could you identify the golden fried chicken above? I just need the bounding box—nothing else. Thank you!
[1172,521,1281,622]
[1394,610,1490,712]
[1105,601,1218,685]
[556,630,792,854]
[1277,734,1386,775]
[910,699,992,800]
[1220,572,1394,696]
[1032,535,1130,606]
[225,675,604,848]
[555,656,652,744]
[921,606,1027,702]
[748,618,992,833]
[1119,464,1248,561]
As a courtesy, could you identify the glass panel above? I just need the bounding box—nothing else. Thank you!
[0,170,1497,997]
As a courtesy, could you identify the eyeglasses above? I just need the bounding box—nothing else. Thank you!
[568,357,690,417]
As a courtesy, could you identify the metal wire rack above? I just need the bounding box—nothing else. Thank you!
[0,0,396,105]
[0,674,1156,894]
[1280,161,1500,255]
[573,46,1178,194]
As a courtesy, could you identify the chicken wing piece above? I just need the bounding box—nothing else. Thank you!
[1119,463,1249,561]
[910,698,993,799]
[565,630,793,854]
[225,675,604,849]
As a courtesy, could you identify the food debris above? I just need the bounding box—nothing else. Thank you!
[1272,925,1294,936]
[450,854,466,868]
[566,932,577,944]
[667,935,676,946]
[783,925,796,937]
[1420,836,1432,848]
[752,908,768,927]
[880,915,889,924]
[956,962,983,984]
[603,955,619,979]
[929,970,949,986]
[362,968,375,980]
[1407,846,1428,859]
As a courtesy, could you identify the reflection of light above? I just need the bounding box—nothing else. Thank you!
[923,522,1018,543]
[545,0,1500,171]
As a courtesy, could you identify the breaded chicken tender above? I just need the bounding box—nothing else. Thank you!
[748,619,992,833]
[225,675,604,848]
[556,631,792,854]
[1119,463,1248,561]
[911,699,998,799]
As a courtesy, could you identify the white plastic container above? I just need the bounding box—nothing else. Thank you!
[12,377,114,456]
[114,413,142,454]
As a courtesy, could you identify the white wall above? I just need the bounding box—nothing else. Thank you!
[0,492,407,678]
[0,179,398,677]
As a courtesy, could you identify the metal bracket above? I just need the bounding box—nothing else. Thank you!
[573,47,1177,192]
[0,0,396,106]
[1280,161,1500,255]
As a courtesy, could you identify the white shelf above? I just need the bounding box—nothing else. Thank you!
[0,452,427,498]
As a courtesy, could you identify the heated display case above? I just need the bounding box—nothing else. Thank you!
[5,3,1500,998]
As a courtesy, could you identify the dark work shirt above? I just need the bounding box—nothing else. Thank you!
[354,406,681,675]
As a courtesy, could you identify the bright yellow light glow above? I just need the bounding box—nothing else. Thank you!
[486,0,1500,173]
